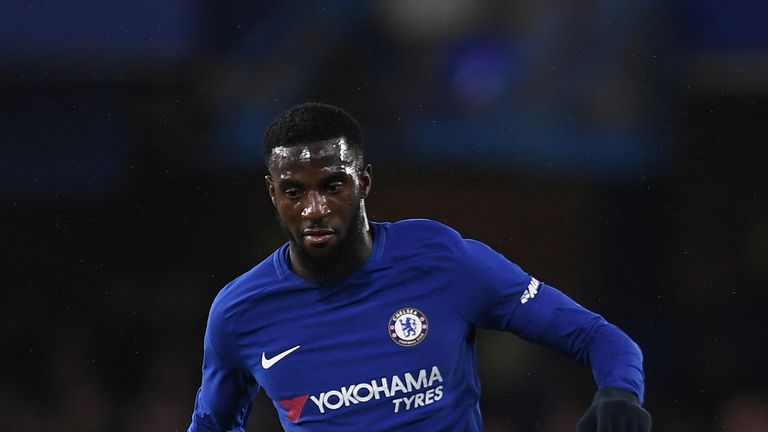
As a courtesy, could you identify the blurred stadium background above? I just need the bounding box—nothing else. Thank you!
[2,0,767,430]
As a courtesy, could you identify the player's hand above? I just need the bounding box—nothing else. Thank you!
[577,387,651,432]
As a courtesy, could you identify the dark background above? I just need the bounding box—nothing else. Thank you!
[2,1,767,431]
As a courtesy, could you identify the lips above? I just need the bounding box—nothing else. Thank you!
[302,228,336,246]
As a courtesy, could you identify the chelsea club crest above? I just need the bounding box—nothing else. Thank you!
[388,307,428,347]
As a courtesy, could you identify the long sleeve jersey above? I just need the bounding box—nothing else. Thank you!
[189,219,644,431]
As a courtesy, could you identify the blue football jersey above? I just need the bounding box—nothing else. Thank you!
[189,219,644,431]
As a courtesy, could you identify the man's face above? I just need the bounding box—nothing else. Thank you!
[266,138,372,261]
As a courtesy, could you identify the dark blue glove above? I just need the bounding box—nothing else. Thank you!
[577,387,651,432]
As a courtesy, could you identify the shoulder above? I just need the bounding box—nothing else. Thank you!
[375,219,467,263]
[384,220,525,274]
[208,248,284,323]
[382,218,464,246]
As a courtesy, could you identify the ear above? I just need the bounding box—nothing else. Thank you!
[265,175,277,207]
[359,164,372,199]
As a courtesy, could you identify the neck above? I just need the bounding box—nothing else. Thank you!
[289,222,373,282]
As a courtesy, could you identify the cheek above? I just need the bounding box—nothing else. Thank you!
[276,202,301,220]
[332,195,358,216]
[330,192,353,205]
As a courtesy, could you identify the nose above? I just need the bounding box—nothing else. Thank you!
[301,190,330,219]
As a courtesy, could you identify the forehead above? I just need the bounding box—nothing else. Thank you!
[268,138,361,175]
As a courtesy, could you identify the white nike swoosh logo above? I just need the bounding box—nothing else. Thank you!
[261,345,301,369]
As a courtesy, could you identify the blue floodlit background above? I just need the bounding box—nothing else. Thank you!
[2,1,767,431]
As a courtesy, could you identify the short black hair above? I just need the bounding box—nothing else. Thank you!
[262,102,363,165]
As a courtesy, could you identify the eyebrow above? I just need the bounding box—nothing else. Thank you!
[321,172,350,183]
[276,179,305,190]
[276,171,350,189]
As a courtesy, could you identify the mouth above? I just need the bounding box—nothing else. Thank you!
[301,228,336,246]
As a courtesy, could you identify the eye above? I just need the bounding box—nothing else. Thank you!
[283,188,303,199]
[327,182,344,194]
